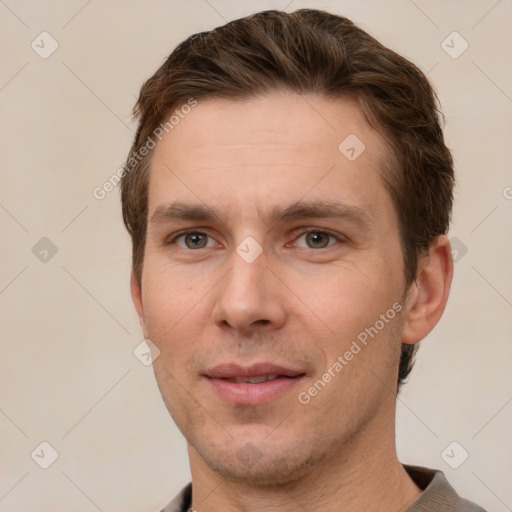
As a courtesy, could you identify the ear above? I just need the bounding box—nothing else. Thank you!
[401,235,454,345]
[130,272,148,337]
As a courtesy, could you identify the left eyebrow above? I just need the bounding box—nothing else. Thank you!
[267,200,372,229]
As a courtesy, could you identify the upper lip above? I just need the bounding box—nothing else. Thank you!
[204,362,305,379]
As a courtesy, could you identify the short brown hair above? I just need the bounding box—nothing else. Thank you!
[120,9,454,392]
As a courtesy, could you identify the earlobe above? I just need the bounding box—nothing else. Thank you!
[130,272,147,335]
[401,235,454,345]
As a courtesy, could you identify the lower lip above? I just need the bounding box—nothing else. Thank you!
[207,376,304,405]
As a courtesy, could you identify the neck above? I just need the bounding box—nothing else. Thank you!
[187,411,422,512]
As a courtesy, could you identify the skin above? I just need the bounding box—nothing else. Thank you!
[131,91,453,512]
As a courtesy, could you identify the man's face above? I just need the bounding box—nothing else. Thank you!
[133,92,410,483]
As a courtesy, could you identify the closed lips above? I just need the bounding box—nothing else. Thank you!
[204,362,307,405]
[226,374,285,384]
[204,363,305,381]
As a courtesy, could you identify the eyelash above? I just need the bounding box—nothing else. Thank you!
[167,228,345,250]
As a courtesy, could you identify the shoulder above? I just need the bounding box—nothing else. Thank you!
[158,483,192,512]
[404,465,487,512]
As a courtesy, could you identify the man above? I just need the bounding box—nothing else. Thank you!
[120,9,487,512]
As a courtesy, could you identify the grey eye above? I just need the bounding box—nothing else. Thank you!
[295,231,337,249]
[305,232,331,248]
[175,232,212,249]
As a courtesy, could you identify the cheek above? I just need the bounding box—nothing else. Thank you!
[141,265,208,353]
[290,263,402,345]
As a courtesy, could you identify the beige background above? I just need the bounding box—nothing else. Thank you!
[1,0,511,510]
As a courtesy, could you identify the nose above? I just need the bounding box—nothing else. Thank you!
[211,246,287,335]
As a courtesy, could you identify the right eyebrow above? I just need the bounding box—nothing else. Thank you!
[149,202,218,224]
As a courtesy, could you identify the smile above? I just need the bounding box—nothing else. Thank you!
[204,363,306,405]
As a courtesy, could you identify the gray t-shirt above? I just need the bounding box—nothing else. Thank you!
[159,465,487,511]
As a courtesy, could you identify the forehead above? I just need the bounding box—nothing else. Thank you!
[148,92,393,223]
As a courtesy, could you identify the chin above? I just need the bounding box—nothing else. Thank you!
[191,433,331,486]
